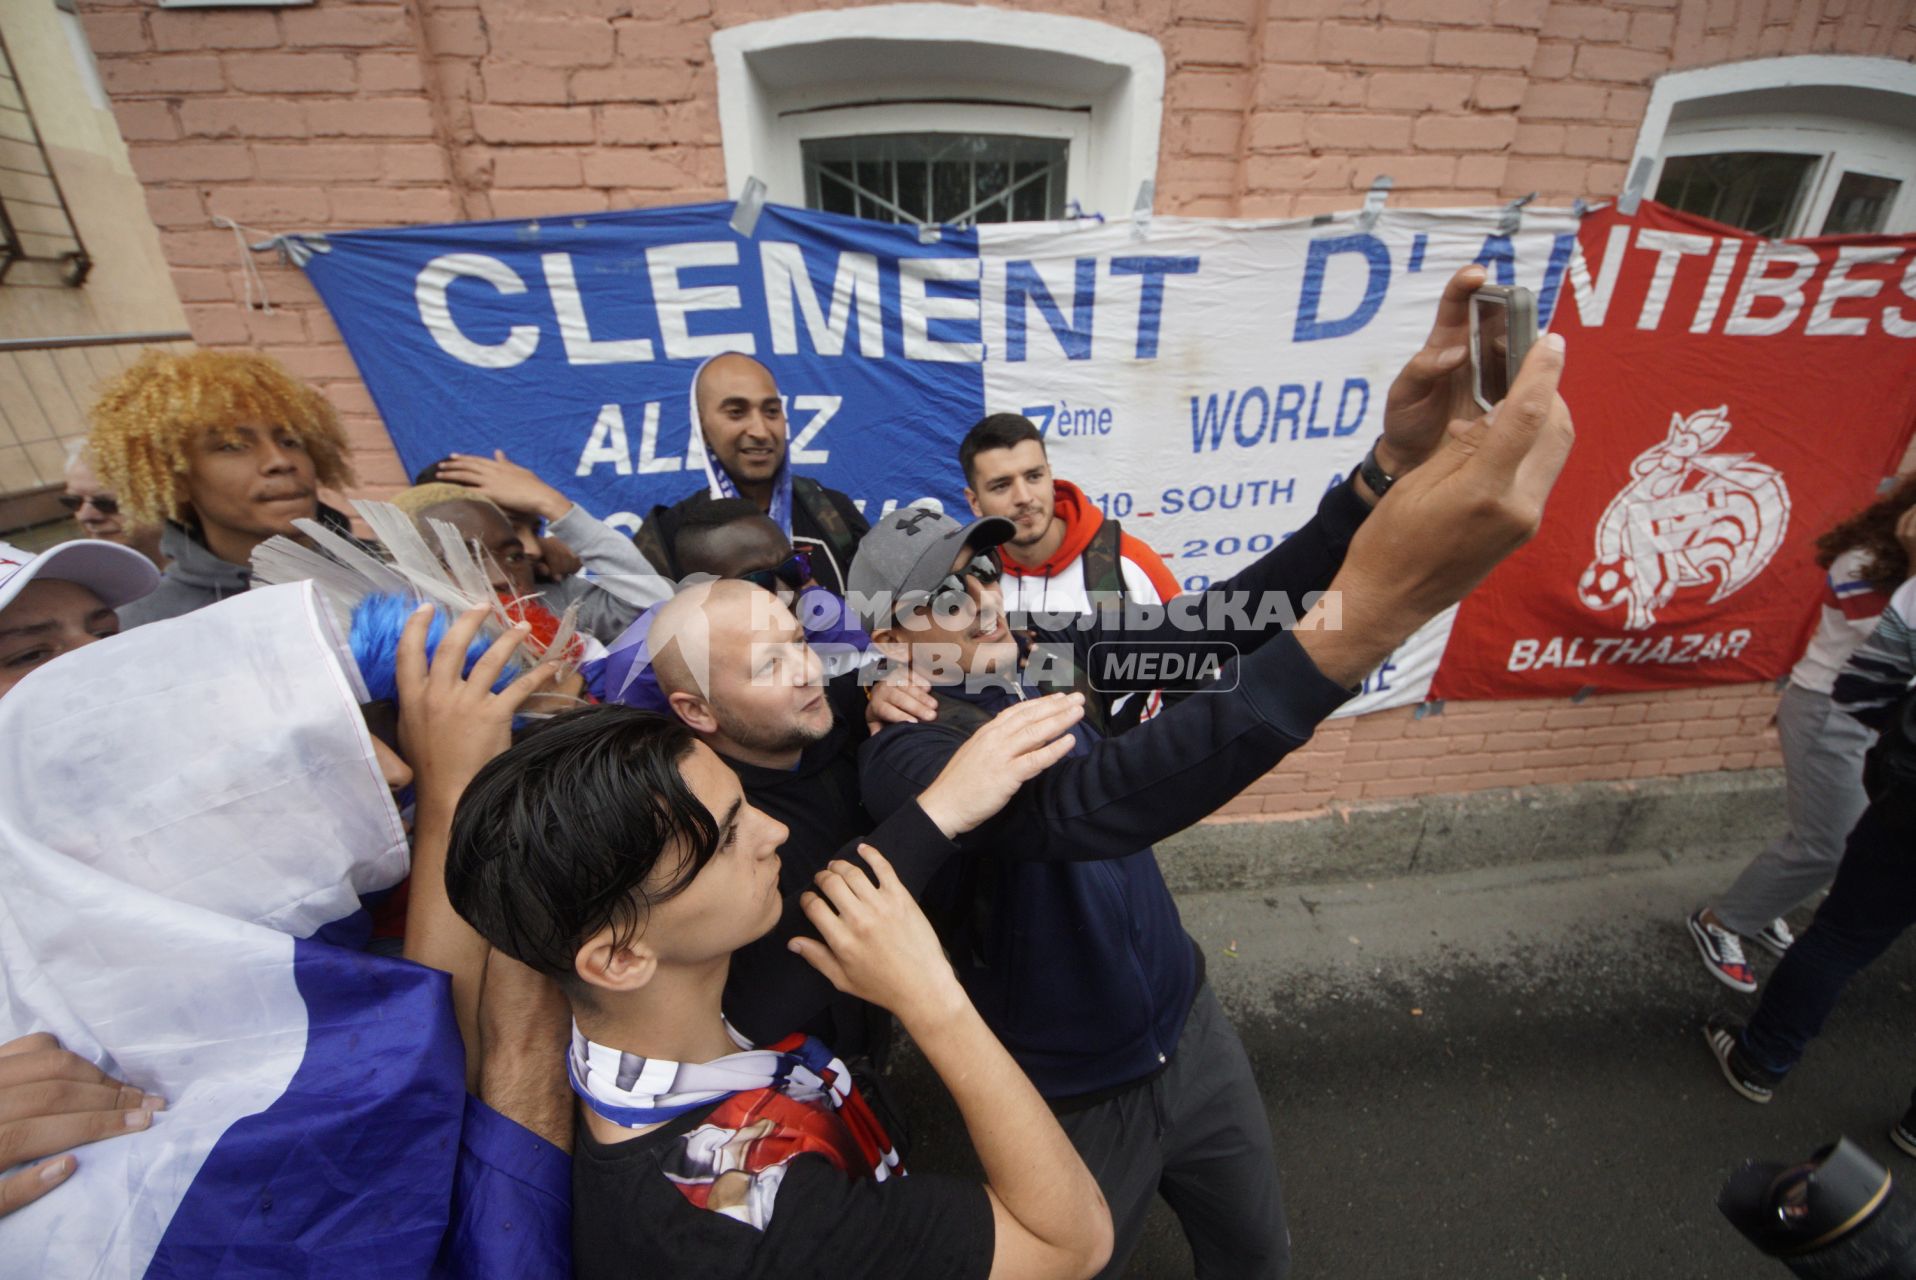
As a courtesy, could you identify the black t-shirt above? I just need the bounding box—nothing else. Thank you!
[721,673,964,1065]
[572,1095,993,1280]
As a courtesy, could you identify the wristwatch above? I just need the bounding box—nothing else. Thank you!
[1358,440,1397,498]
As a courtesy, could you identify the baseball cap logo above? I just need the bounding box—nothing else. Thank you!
[895,509,941,536]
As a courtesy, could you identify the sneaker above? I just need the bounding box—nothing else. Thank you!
[1893,1106,1916,1158]
[1705,1015,1780,1103]
[1753,918,1795,958]
[1689,910,1759,993]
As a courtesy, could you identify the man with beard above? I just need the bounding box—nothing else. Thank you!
[645,576,1085,1067]
[634,354,868,594]
[959,413,1180,733]
[853,307,1572,1279]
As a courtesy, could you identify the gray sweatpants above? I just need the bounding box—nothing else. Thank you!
[1055,982,1289,1280]
[1713,683,1876,937]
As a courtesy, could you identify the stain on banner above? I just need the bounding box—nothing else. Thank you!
[1431,201,1916,701]
[298,199,1579,714]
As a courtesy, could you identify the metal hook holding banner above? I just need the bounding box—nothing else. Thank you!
[1616,156,1655,216]
[1498,192,1536,237]
[729,176,768,238]
[1131,180,1154,240]
[1354,175,1392,235]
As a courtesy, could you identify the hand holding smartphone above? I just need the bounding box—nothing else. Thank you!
[1469,285,1538,413]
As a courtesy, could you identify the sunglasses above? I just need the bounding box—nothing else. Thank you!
[732,550,811,595]
[909,551,1003,621]
[58,493,119,516]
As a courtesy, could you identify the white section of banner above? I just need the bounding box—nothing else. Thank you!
[978,208,1579,713]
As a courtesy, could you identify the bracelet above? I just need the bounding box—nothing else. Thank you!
[1358,441,1397,498]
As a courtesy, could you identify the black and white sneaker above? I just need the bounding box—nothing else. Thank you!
[1688,911,1759,993]
[1705,1015,1780,1104]
[1892,1106,1916,1158]
[1753,917,1795,958]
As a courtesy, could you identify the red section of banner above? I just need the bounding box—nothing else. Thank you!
[1431,201,1916,701]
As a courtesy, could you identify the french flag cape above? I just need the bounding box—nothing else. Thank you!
[0,583,568,1278]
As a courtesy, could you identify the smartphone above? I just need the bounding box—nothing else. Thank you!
[1469,285,1538,413]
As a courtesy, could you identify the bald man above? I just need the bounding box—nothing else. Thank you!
[647,579,1082,1068]
[634,354,868,594]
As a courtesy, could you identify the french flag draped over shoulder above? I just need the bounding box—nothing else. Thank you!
[0,583,568,1278]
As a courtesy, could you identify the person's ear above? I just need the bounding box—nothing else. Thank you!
[575,924,657,998]
[667,689,719,735]
[868,628,910,664]
[964,487,981,518]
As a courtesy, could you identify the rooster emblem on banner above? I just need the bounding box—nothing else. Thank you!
[1576,405,1790,631]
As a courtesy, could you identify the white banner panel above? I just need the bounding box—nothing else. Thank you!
[978,208,1579,712]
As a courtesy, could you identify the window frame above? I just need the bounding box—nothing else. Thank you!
[1626,55,1916,236]
[711,5,1162,225]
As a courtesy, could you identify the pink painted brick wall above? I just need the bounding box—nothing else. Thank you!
[75,0,1916,816]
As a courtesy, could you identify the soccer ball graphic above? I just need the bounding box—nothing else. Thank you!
[1578,556,1634,611]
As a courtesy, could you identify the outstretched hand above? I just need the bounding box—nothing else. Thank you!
[0,1033,163,1219]
[788,847,966,1028]
[394,604,562,812]
[1304,331,1574,686]
[1378,263,1488,478]
[915,691,1085,837]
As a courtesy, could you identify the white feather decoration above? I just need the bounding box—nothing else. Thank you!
[248,500,583,675]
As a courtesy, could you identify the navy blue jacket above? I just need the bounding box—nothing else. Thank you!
[857,478,1367,1101]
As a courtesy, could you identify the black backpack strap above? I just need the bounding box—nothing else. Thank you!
[793,478,861,574]
[1078,517,1128,598]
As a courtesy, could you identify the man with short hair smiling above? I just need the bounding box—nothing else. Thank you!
[852,312,1574,1279]
[635,353,868,594]
[645,577,1087,1062]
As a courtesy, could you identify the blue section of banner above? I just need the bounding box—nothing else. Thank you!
[146,941,468,1278]
[302,202,985,529]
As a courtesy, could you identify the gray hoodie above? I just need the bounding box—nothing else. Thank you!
[117,507,356,630]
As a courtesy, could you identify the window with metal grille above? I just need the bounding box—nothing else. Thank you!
[0,23,88,287]
[802,133,1069,228]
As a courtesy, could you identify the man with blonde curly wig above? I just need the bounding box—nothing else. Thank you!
[88,350,355,628]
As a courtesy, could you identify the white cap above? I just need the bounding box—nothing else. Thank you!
[0,539,160,616]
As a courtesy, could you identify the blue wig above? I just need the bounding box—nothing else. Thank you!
[349,593,523,704]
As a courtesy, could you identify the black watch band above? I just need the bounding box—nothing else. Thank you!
[1359,442,1396,498]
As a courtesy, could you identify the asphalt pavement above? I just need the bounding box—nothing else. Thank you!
[886,845,1915,1279]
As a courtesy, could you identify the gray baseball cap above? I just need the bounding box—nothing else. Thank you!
[847,506,1014,629]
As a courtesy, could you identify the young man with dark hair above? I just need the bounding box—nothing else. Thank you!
[851,272,1573,1278]
[440,702,1112,1280]
[958,413,1181,733]
[635,353,868,594]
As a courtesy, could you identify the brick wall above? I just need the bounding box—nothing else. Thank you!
[75,0,1916,818]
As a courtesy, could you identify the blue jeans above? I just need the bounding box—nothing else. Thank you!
[1740,786,1916,1076]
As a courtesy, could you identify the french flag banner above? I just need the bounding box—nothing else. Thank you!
[296,200,1577,713]
[0,583,567,1278]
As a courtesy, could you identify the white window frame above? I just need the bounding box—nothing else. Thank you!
[1625,55,1916,235]
[712,4,1163,224]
